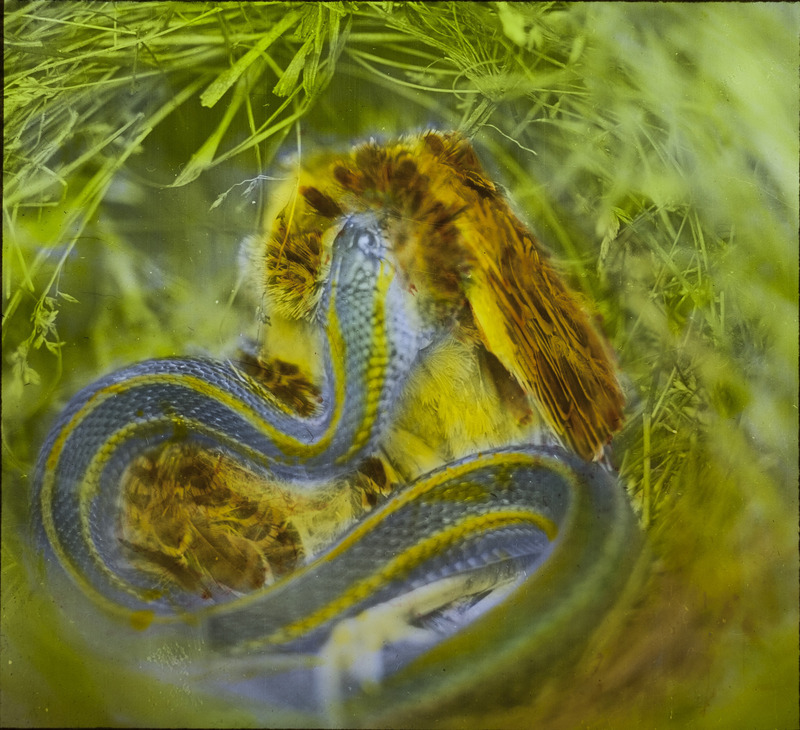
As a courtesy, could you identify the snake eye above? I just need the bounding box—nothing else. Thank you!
[356,230,384,259]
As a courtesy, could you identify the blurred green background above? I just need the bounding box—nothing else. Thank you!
[3,2,798,727]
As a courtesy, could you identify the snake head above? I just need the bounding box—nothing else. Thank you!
[328,214,391,289]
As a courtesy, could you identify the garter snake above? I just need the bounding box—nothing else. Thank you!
[32,178,638,721]
[33,215,425,617]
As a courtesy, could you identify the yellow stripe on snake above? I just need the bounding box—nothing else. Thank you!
[32,132,639,725]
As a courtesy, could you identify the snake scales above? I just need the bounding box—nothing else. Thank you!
[32,134,639,722]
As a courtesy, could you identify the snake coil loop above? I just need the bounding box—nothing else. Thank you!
[32,159,638,719]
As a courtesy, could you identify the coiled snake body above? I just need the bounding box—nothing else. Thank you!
[33,161,638,720]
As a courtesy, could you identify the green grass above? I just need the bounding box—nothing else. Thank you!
[3,2,798,727]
